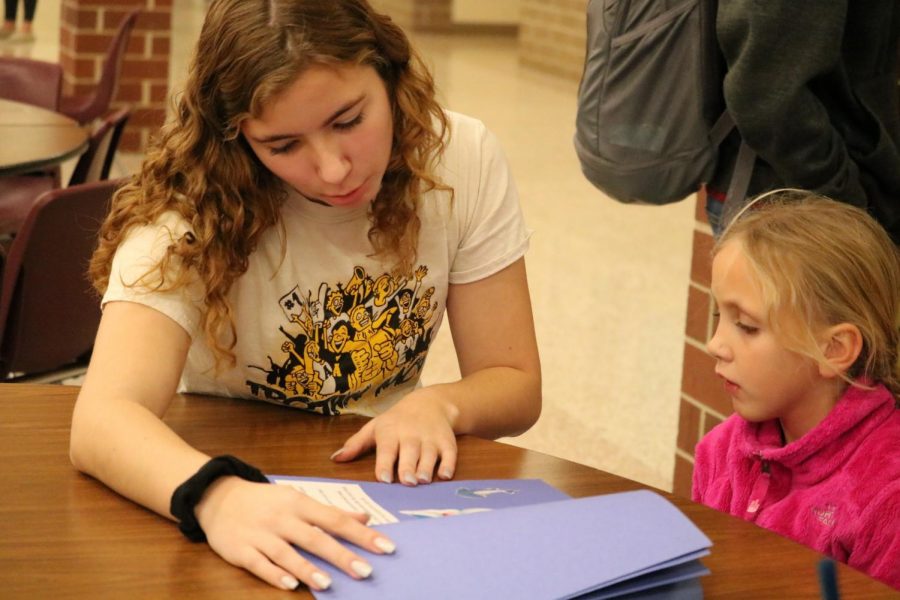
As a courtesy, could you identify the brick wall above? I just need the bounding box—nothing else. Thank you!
[672,190,732,497]
[369,0,453,31]
[519,0,586,80]
[59,0,172,152]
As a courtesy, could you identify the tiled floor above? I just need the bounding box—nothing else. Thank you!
[7,0,697,492]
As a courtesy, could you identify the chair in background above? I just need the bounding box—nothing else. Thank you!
[0,57,63,110]
[0,106,131,234]
[59,8,141,125]
[67,106,132,185]
[0,178,123,380]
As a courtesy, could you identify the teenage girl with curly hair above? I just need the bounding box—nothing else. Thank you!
[71,0,541,591]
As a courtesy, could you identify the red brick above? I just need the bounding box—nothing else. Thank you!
[65,7,99,29]
[689,229,714,288]
[695,186,708,224]
[70,81,99,96]
[134,10,173,32]
[150,36,170,56]
[131,106,167,127]
[96,0,146,7]
[672,455,694,499]
[118,129,142,152]
[116,82,143,102]
[681,342,732,415]
[685,284,711,343]
[120,57,168,80]
[126,33,146,55]
[60,25,73,47]
[149,82,168,102]
[703,411,726,436]
[677,399,701,454]
[71,57,98,78]
[73,32,115,53]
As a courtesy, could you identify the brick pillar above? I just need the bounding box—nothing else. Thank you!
[59,0,172,152]
[672,189,733,497]
[369,0,453,31]
[518,0,586,81]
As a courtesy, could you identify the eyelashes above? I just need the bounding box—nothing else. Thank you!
[711,310,759,334]
[268,112,366,156]
[334,112,364,131]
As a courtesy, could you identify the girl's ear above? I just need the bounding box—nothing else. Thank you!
[818,323,863,378]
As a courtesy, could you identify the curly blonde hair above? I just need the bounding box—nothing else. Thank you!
[717,190,900,399]
[90,0,450,367]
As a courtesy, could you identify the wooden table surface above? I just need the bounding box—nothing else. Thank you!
[0,99,89,176]
[0,384,895,599]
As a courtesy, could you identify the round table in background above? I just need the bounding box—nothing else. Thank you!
[0,98,89,176]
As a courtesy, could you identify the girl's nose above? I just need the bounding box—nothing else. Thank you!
[312,139,351,184]
[706,325,731,362]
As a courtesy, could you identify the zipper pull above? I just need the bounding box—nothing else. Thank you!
[745,459,771,519]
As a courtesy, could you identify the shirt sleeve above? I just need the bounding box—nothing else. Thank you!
[102,212,204,337]
[446,115,531,284]
[847,479,900,588]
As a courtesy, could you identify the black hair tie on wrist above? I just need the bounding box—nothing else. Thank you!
[170,454,270,542]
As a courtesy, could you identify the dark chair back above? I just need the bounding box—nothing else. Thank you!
[58,8,141,125]
[0,179,122,378]
[0,107,131,237]
[0,57,63,110]
[68,106,132,185]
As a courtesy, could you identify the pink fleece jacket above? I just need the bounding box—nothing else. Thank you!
[692,383,900,589]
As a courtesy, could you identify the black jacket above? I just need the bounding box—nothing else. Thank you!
[710,0,900,242]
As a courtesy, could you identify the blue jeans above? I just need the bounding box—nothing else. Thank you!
[705,195,725,238]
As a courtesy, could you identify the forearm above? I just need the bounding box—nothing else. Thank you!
[439,257,541,440]
[70,391,211,519]
[420,365,541,440]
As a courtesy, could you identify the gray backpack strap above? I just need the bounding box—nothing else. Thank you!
[708,109,758,229]
[709,111,735,146]
[719,140,758,232]
[726,141,756,206]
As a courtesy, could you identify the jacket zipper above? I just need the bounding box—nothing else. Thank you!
[745,457,771,520]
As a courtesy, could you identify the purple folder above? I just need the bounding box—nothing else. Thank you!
[291,486,711,600]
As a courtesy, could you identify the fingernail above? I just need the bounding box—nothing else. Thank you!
[311,571,332,590]
[374,536,396,554]
[329,448,345,460]
[351,560,373,579]
[378,471,392,484]
[402,473,418,486]
[417,472,432,484]
[439,469,453,480]
[281,575,301,590]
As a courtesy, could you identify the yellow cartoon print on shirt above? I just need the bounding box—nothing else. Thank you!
[245,265,439,414]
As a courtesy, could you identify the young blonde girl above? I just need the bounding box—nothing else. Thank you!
[70,0,540,592]
[693,191,900,588]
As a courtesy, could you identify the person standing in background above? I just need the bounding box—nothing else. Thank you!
[707,1,900,243]
[0,0,37,43]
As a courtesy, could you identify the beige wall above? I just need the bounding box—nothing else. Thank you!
[453,0,520,26]
[519,0,586,80]
[369,0,453,31]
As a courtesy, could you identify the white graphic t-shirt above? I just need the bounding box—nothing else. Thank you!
[103,111,529,416]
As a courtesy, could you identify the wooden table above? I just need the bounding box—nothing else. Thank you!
[0,384,895,598]
[0,99,89,176]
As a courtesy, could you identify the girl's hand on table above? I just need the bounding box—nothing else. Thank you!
[331,389,459,485]
[195,477,396,591]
